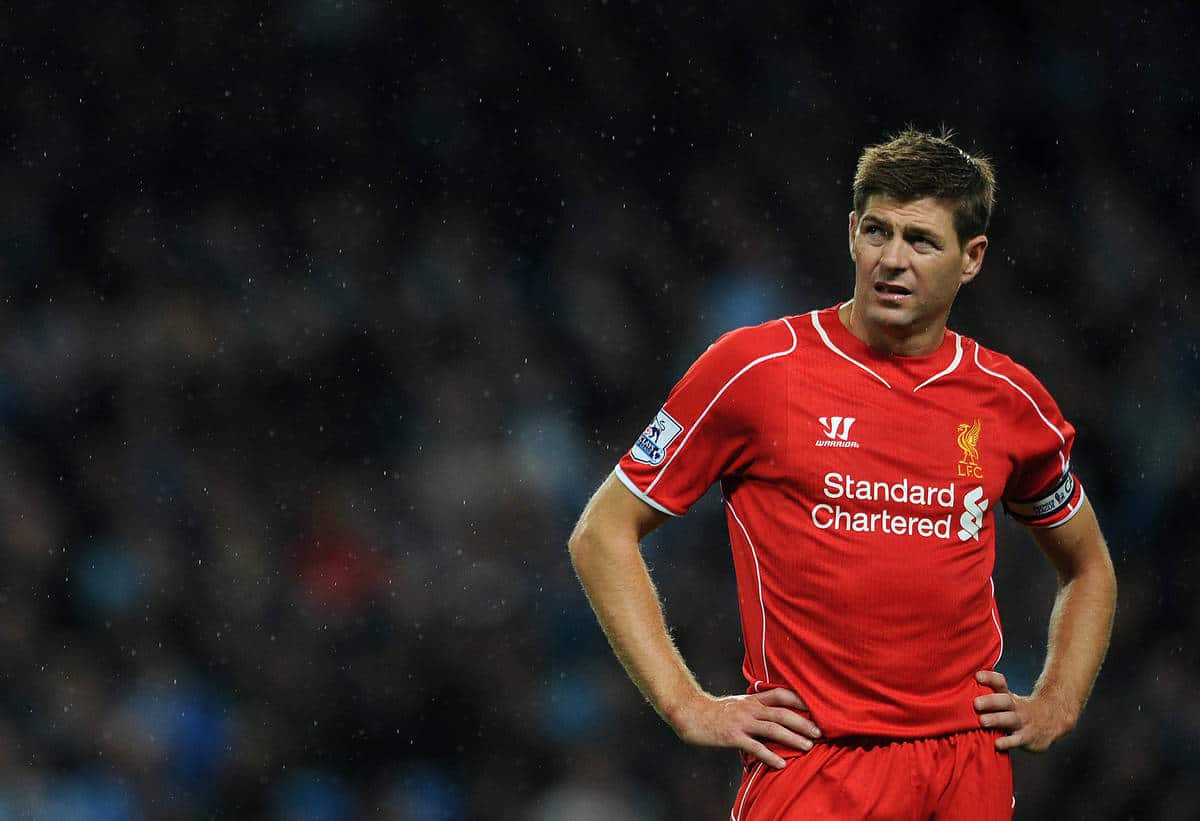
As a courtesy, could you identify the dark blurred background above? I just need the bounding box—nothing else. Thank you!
[1,2,1196,819]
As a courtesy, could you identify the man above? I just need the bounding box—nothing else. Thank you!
[567,129,1117,819]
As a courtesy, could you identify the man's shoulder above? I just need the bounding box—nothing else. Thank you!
[672,315,807,398]
[953,332,1060,405]
[708,304,848,354]
[702,315,803,362]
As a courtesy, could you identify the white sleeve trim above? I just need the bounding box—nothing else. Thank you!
[613,465,680,517]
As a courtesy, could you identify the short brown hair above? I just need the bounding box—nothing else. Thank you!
[852,128,996,243]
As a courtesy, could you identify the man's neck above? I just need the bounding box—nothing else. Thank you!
[838,301,947,357]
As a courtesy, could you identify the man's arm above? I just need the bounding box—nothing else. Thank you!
[974,496,1117,751]
[568,473,821,769]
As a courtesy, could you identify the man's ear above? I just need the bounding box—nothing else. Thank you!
[848,210,858,262]
[960,235,988,284]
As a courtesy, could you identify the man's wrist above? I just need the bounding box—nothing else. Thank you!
[1031,680,1080,734]
[661,687,711,736]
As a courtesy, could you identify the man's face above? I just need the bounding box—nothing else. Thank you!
[847,195,987,341]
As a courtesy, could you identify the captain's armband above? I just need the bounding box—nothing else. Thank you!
[1004,471,1084,528]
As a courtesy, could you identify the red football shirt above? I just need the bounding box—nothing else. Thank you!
[616,304,1084,740]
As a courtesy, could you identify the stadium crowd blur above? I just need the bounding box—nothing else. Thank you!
[2,3,1196,819]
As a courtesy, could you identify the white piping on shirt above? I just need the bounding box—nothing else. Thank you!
[809,310,892,388]
[726,499,770,684]
[812,310,965,392]
[989,576,1004,668]
[646,318,798,497]
[971,344,1069,476]
[912,331,963,392]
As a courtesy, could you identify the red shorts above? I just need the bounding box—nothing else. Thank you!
[730,730,1013,820]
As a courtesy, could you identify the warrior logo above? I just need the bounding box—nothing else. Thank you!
[816,416,859,448]
[819,416,856,440]
[956,418,983,478]
[958,486,989,542]
[631,409,683,465]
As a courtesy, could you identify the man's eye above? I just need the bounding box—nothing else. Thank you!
[864,225,884,236]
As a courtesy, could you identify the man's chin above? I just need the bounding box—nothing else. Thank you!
[862,301,917,330]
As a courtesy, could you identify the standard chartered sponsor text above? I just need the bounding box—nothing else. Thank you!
[812,504,954,537]
[812,472,964,538]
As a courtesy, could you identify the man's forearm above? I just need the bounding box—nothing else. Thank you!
[568,476,821,769]
[978,499,1117,751]
[568,523,704,726]
[1032,559,1117,726]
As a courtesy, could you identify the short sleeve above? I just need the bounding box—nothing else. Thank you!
[614,319,795,516]
[997,357,1085,528]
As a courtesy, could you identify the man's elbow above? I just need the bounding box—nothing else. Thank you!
[567,518,592,564]
[1089,541,1118,601]
[1074,545,1118,621]
[568,514,636,570]
[568,513,609,566]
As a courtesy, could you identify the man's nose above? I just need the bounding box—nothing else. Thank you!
[879,235,908,270]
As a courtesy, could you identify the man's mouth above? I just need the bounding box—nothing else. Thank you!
[874,282,912,296]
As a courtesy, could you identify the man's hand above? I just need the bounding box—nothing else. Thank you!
[974,670,1077,752]
[669,688,822,769]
